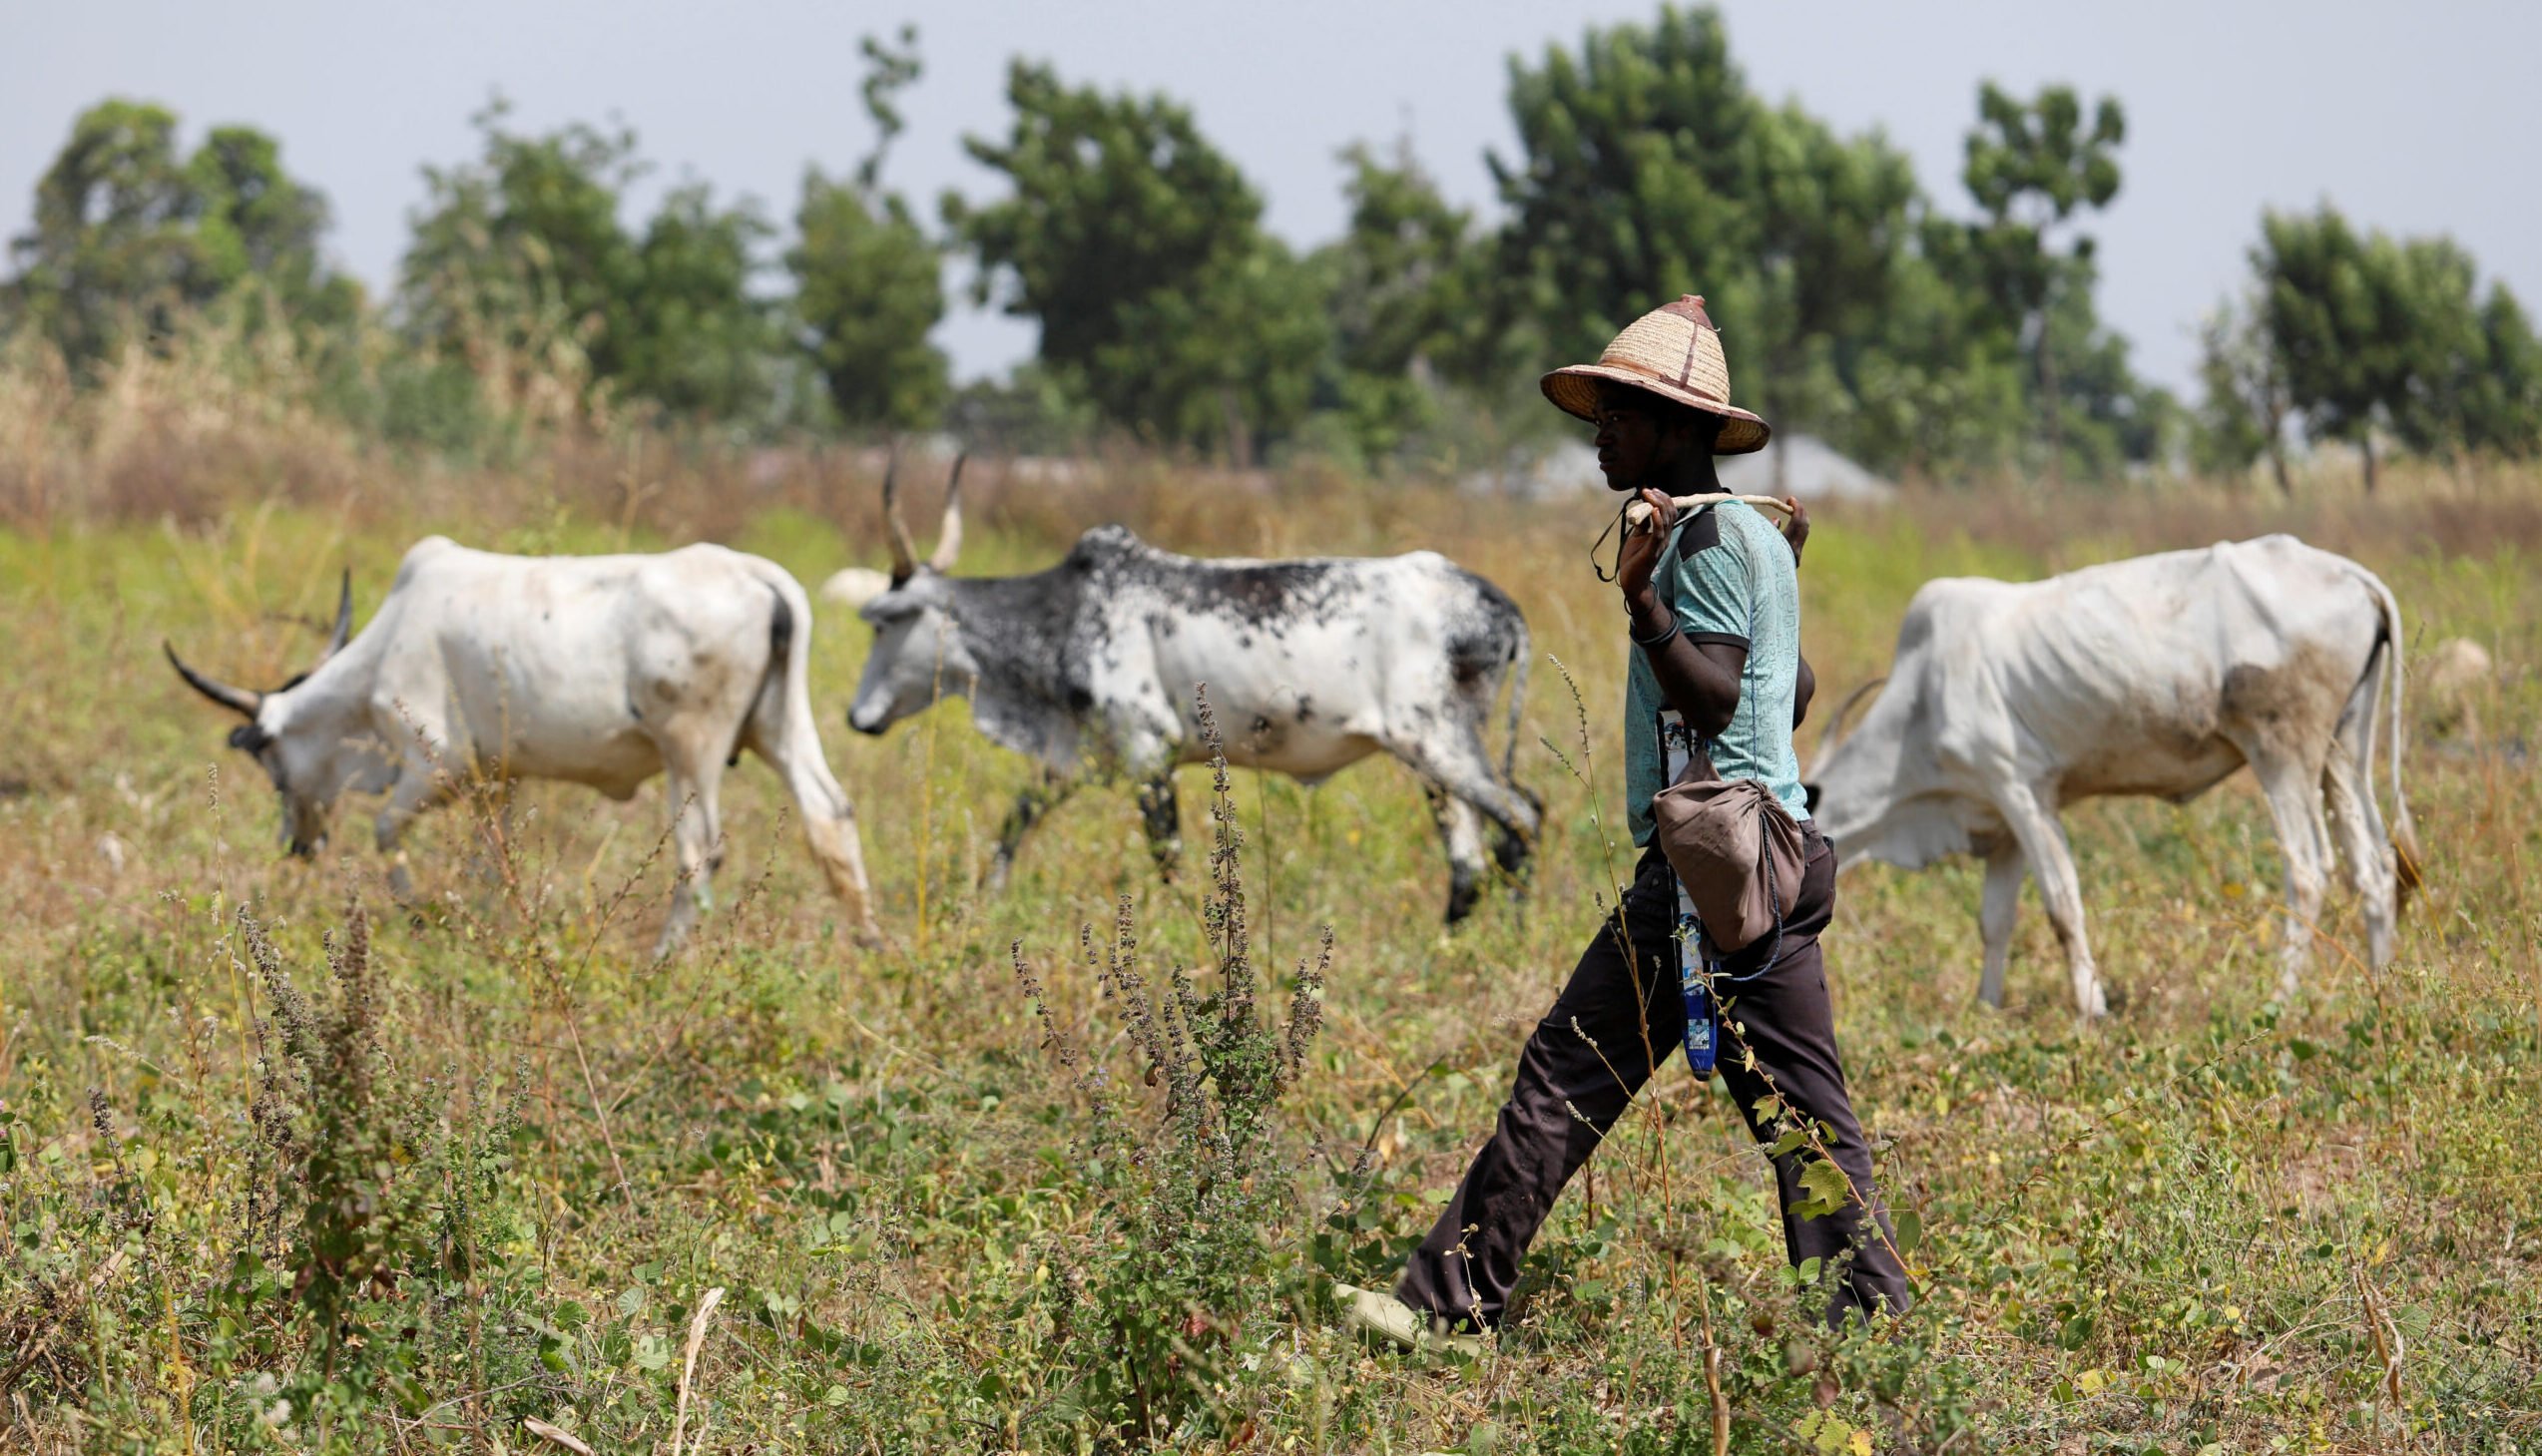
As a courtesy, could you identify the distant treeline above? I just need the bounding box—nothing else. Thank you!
[3,6,2534,487]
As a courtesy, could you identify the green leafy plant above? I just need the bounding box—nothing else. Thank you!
[1009,691,1329,1445]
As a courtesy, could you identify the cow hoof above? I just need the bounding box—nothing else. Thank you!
[1443,881,1481,927]
[1491,834,1533,878]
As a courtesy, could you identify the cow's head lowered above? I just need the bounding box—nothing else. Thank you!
[165,573,394,855]
[847,454,970,735]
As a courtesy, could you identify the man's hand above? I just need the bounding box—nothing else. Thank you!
[1617,487,1677,619]
[1780,495,1810,568]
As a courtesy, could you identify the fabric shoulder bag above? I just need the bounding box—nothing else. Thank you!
[1652,753,1803,955]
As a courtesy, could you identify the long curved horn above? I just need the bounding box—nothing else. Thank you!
[164,641,262,719]
[319,570,353,662]
[880,446,919,582]
[928,452,967,573]
[1807,676,1887,779]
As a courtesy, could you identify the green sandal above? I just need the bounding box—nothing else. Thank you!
[1334,1282,1483,1360]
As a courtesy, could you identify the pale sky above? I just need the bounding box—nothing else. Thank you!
[6,0,2535,394]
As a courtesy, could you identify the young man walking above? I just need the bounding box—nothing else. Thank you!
[1342,295,1910,1351]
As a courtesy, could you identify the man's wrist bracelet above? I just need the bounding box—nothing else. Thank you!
[1629,615,1680,649]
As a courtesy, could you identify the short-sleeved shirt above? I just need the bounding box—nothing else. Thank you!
[1624,499,1810,845]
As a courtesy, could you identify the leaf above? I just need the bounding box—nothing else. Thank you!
[521,1418,594,1456]
[1794,1159,1851,1219]
[1890,1208,1922,1255]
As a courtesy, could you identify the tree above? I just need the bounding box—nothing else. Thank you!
[2193,291,2294,493]
[1485,7,1970,480]
[4,99,350,367]
[621,183,775,421]
[1959,82,2127,480]
[2461,284,2542,458]
[946,61,1327,460]
[1306,141,1484,462]
[1487,7,1769,368]
[2245,207,2540,490]
[398,105,642,399]
[787,27,948,431]
[1743,101,1924,488]
[399,102,773,422]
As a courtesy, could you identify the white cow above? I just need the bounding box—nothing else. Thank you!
[840,468,1541,923]
[1806,535,2419,1016]
[167,538,883,954]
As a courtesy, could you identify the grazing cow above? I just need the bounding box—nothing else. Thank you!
[1805,535,2419,1016]
[841,468,1541,922]
[167,538,883,955]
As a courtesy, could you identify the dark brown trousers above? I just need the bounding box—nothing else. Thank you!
[1396,832,1912,1328]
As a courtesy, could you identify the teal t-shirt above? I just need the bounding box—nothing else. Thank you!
[1624,499,1810,845]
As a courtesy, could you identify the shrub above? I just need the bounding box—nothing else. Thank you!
[1008,692,1330,1446]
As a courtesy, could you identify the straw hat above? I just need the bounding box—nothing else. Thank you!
[1541,295,1771,454]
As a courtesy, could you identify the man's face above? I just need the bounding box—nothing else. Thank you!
[1591,383,1702,491]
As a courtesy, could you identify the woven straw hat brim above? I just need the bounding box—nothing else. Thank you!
[1542,364,1772,455]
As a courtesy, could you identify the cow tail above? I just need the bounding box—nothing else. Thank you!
[1501,618,1531,787]
[736,567,814,772]
[2363,566,2423,903]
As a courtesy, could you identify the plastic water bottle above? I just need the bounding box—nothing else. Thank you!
[1679,914,1718,1076]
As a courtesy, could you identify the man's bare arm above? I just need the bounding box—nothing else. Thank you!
[1628,589,1746,736]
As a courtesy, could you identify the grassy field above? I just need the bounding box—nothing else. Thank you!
[1,436,2537,1453]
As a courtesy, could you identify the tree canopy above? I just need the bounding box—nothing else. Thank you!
[946,61,1327,460]
[6,8,2533,482]
[397,104,773,422]
[787,28,949,432]
[4,99,354,368]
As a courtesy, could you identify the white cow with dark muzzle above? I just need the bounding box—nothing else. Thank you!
[1806,535,2419,1017]
[166,538,883,955]
[841,468,1541,923]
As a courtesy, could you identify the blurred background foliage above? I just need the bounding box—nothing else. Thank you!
[3,4,2537,489]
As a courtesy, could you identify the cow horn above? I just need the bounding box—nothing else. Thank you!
[928,452,966,573]
[1807,676,1887,778]
[319,569,353,662]
[880,446,919,582]
[164,641,261,719]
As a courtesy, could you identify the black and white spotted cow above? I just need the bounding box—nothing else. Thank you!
[842,471,1541,922]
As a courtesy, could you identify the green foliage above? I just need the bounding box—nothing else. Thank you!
[1303,142,1485,465]
[398,102,775,424]
[947,62,1328,460]
[3,99,355,368]
[0,899,544,1448]
[789,178,945,432]
[623,183,778,422]
[1006,696,1329,1443]
[2249,205,2542,490]
[1956,81,2152,477]
[6,479,2542,1449]
[2192,291,2293,491]
[788,30,948,432]
[1483,7,2163,481]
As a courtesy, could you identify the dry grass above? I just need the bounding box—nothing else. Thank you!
[1,368,2537,1452]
